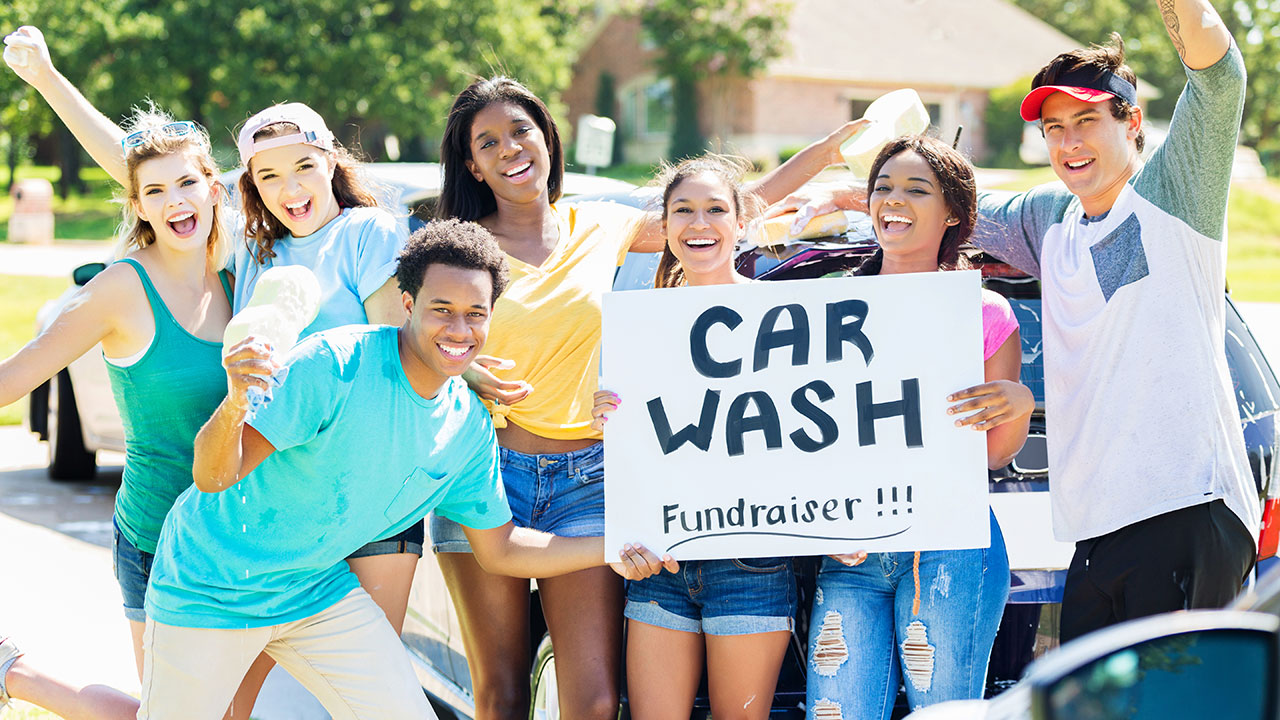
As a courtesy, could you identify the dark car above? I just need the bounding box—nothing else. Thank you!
[400,193,1280,719]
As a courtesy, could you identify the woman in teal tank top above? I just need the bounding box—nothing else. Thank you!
[0,53,237,717]
[5,27,411,719]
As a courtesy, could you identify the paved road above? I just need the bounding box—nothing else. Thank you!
[0,240,113,277]
[0,427,327,718]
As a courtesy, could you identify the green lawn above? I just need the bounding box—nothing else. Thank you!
[0,165,120,242]
[989,167,1280,302]
[1224,181,1280,302]
[0,275,70,425]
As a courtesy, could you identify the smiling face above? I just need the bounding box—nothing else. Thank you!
[249,143,342,237]
[663,171,744,284]
[464,101,552,206]
[132,152,220,254]
[1040,91,1142,216]
[869,150,958,270]
[400,263,493,396]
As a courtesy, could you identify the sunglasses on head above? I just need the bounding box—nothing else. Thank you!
[121,121,205,151]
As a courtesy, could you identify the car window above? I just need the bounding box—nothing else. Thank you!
[1226,301,1280,421]
[1002,297,1280,419]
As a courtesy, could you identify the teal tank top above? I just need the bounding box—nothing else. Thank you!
[108,257,232,554]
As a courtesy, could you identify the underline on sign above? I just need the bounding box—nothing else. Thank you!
[664,527,911,553]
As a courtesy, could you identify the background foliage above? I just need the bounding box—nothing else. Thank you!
[1012,0,1280,172]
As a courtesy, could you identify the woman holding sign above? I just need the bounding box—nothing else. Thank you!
[805,135,1030,718]
[434,75,864,719]
[591,155,796,720]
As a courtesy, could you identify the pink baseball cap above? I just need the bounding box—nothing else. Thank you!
[236,103,335,166]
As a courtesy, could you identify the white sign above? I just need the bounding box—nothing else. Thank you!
[602,272,990,561]
[574,114,616,169]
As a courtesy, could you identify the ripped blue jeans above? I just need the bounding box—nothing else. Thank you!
[806,511,1009,719]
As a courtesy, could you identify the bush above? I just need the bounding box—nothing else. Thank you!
[1259,147,1280,179]
[778,145,806,164]
[985,76,1034,169]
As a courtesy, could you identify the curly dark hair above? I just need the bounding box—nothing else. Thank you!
[854,134,976,277]
[437,76,564,221]
[396,219,510,305]
[1032,33,1145,153]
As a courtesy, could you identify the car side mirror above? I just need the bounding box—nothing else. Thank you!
[1029,611,1279,720]
[72,262,107,286]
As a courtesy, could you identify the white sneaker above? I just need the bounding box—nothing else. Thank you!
[0,637,22,709]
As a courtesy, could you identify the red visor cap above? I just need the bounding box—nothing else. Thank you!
[1019,86,1116,122]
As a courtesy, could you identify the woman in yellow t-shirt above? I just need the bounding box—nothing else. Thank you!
[432,75,860,719]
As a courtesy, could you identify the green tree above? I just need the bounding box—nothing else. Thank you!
[635,0,791,159]
[4,1,582,173]
[985,76,1035,168]
[1,0,140,196]
[1012,0,1280,164]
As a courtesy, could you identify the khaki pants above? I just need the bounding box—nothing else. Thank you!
[138,588,434,720]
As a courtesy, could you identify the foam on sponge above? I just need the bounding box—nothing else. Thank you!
[222,266,322,354]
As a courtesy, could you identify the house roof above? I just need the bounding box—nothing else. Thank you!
[771,0,1083,89]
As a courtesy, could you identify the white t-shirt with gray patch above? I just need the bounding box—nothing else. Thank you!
[972,43,1260,543]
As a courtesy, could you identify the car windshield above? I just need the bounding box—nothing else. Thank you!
[1008,298,1046,404]
[1226,302,1280,421]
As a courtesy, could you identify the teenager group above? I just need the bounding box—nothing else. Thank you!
[0,0,1260,717]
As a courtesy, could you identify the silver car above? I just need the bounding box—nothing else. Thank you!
[25,162,636,480]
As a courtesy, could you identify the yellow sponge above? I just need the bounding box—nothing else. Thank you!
[747,211,850,248]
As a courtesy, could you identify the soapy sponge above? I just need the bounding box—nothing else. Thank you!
[222,265,322,354]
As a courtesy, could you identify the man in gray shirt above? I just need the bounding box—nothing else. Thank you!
[770,0,1259,643]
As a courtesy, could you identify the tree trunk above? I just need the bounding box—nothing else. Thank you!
[669,74,704,160]
[7,134,18,194]
[57,124,86,199]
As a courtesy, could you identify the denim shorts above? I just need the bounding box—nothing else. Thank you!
[430,443,603,553]
[112,516,153,623]
[347,518,425,559]
[624,557,797,636]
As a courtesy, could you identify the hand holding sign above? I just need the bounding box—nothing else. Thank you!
[947,380,1034,431]
[608,543,680,581]
[591,390,621,431]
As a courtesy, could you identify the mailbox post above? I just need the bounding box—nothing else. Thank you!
[574,114,616,175]
[9,178,55,245]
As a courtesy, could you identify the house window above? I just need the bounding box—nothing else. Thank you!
[850,98,943,128]
[621,77,674,138]
[924,103,942,126]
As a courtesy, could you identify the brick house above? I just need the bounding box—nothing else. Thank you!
[563,0,1081,166]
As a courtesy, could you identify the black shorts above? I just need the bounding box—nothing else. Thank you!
[347,519,426,559]
[1060,499,1256,643]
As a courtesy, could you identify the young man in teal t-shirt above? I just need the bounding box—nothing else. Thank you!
[137,220,675,720]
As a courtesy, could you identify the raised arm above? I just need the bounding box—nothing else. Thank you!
[1159,0,1231,70]
[191,340,278,492]
[746,119,869,205]
[4,26,127,185]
